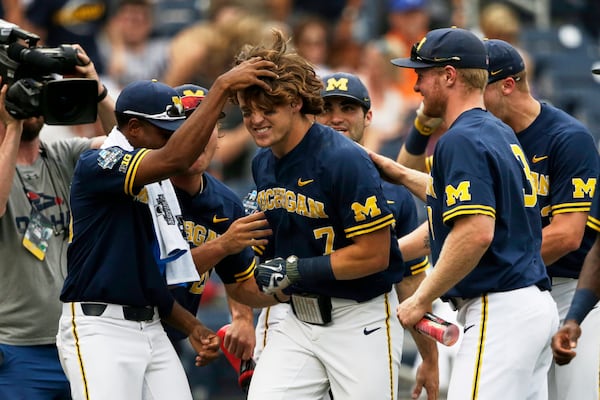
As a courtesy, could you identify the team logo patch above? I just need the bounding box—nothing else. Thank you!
[97,148,125,170]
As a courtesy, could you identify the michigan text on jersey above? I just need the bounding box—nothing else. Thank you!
[256,188,328,218]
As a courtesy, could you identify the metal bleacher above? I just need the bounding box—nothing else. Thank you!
[519,25,600,142]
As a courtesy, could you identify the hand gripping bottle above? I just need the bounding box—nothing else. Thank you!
[414,312,460,346]
[216,324,256,393]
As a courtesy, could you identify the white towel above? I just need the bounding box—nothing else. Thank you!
[102,127,199,285]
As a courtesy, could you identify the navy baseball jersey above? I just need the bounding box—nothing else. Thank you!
[61,147,174,316]
[252,123,402,302]
[588,185,600,233]
[427,109,551,299]
[165,173,256,341]
[517,102,599,278]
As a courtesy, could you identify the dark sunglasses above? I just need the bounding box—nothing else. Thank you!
[410,43,462,65]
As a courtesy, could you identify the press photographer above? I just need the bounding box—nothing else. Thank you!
[0,19,99,125]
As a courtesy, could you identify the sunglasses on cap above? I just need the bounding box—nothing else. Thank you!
[123,103,186,120]
[410,43,462,65]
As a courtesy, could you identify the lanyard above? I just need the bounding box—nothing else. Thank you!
[14,146,67,237]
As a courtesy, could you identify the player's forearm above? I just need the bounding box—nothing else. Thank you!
[225,280,279,308]
[396,146,428,172]
[577,236,600,297]
[414,215,493,304]
[227,295,254,323]
[163,300,206,336]
[369,151,429,201]
[398,221,430,261]
[0,121,23,217]
[329,227,390,279]
[97,92,116,134]
[541,213,588,266]
[190,239,230,275]
[396,277,439,366]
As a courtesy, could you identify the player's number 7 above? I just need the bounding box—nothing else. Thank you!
[313,226,335,255]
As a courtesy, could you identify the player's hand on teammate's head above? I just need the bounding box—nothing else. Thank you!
[551,320,581,365]
[190,325,221,367]
[220,57,278,93]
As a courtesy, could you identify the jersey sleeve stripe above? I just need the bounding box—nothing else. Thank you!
[124,149,151,196]
[344,214,395,235]
[551,202,592,214]
[233,258,256,282]
[252,245,265,256]
[443,205,496,222]
[409,257,430,275]
[345,217,395,238]
[586,216,600,232]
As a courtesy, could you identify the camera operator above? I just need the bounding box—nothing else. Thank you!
[0,44,110,400]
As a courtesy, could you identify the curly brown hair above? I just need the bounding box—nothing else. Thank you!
[230,29,324,115]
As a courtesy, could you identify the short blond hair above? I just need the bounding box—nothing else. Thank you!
[458,68,489,91]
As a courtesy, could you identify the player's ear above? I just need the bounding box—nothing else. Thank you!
[125,118,145,137]
[364,109,373,128]
[290,98,302,112]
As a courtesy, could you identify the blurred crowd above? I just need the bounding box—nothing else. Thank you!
[3,0,600,398]
[3,0,600,195]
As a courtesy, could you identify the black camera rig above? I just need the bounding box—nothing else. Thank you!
[0,19,97,125]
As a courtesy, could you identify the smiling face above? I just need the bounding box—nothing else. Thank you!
[238,93,303,157]
[316,97,371,144]
[414,67,448,118]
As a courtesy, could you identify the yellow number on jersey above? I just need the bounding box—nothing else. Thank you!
[313,226,335,255]
[510,144,537,207]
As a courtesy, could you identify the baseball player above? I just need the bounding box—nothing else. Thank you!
[483,39,600,400]
[552,179,600,365]
[401,39,600,399]
[374,27,559,399]
[251,72,439,398]
[57,59,278,400]
[230,30,437,400]
[167,84,273,365]
[316,72,437,396]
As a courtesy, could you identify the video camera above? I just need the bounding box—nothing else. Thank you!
[0,19,97,125]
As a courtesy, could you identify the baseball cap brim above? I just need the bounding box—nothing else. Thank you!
[321,92,370,108]
[391,57,433,69]
[145,118,186,132]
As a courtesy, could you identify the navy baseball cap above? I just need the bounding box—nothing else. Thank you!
[484,39,525,84]
[174,84,225,118]
[116,80,186,132]
[321,72,371,110]
[389,0,426,12]
[391,27,488,70]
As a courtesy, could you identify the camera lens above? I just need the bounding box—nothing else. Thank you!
[41,79,97,125]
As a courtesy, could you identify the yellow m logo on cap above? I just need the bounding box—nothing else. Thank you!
[326,78,349,92]
[181,89,206,97]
